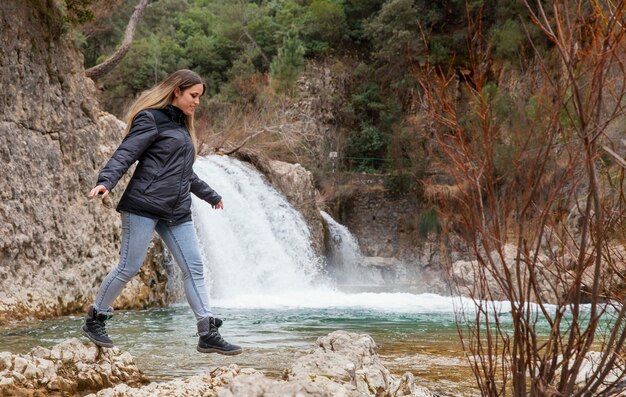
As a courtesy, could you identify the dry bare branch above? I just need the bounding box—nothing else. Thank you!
[85,0,149,81]
[418,1,626,395]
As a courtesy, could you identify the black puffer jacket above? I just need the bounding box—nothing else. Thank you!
[96,105,221,224]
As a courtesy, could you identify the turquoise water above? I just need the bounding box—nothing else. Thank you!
[2,298,611,396]
[0,303,477,396]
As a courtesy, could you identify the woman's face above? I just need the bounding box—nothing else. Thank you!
[172,83,204,116]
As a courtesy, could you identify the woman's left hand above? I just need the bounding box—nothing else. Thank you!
[212,200,224,210]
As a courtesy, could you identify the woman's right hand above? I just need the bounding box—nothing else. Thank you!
[88,185,109,200]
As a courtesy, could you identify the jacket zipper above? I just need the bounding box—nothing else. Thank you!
[170,129,191,220]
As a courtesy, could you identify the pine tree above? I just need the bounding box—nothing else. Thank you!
[270,32,305,94]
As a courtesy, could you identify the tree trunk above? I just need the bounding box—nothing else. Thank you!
[85,0,149,81]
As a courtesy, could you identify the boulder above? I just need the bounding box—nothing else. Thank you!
[0,338,146,396]
[451,243,559,303]
[218,330,434,397]
[451,243,626,304]
[87,365,258,397]
[266,160,325,256]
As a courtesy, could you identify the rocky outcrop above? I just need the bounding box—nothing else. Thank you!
[327,173,450,293]
[451,244,559,302]
[0,331,433,396]
[0,338,146,395]
[450,243,626,304]
[265,159,325,255]
[0,1,172,323]
[218,330,433,396]
[88,365,258,397]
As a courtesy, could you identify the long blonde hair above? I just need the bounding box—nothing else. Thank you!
[125,69,206,156]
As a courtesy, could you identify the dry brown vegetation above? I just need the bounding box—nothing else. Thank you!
[417,0,626,395]
[195,76,325,163]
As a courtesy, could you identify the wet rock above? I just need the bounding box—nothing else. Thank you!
[0,338,146,395]
[266,159,325,256]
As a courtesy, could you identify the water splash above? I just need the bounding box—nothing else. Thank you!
[192,155,324,299]
[191,155,452,311]
[321,210,372,285]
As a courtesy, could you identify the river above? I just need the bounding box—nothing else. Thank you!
[0,155,480,396]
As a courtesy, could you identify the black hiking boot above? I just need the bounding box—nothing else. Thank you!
[197,316,242,355]
[81,305,114,348]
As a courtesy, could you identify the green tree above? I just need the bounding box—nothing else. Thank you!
[270,32,305,94]
[274,0,307,32]
[364,0,422,78]
[347,121,389,171]
[490,19,523,62]
[343,0,384,43]
[301,0,347,53]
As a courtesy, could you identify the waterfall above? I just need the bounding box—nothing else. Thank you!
[192,155,325,301]
[190,155,449,312]
[320,211,372,285]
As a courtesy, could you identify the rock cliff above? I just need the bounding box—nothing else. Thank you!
[327,173,451,294]
[0,1,173,323]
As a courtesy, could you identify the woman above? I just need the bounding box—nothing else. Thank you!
[83,69,241,355]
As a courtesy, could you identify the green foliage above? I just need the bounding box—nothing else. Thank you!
[491,19,523,62]
[270,32,306,94]
[72,30,88,49]
[481,82,498,103]
[347,121,389,170]
[380,98,402,130]
[351,81,384,119]
[428,36,454,66]
[220,49,263,103]
[82,0,542,109]
[525,95,541,121]
[364,0,420,66]
[492,88,514,124]
[418,207,441,237]
[79,0,550,184]
[343,0,384,42]
[247,16,282,69]
[274,0,307,31]
[480,82,516,128]
[302,0,347,53]
[64,0,95,26]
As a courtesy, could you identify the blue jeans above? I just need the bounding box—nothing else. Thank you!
[93,211,212,320]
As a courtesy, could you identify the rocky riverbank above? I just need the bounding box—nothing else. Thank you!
[0,330,433,397]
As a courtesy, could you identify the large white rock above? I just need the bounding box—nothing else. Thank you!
[0,338,145,395]
[88,365,258,397]
[218,330,434,397]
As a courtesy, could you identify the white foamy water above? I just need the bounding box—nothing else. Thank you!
[320,210,370,284]
[192,155,460,313]
[192,155,324,298]
[213,291,464,313]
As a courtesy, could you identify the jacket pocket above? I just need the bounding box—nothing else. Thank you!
[141,169,162,194]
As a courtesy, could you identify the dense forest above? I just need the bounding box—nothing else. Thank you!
[67,0,549,181]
